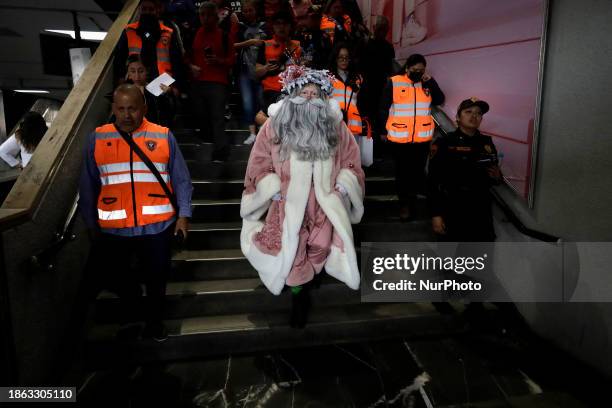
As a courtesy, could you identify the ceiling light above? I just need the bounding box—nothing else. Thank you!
[44,29,107,41]
[14,90,50,94]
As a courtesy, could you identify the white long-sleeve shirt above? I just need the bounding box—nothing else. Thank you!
[0,134,32,168]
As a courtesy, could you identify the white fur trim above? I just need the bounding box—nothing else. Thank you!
[336,169,364,224]
[241,151,360,294]
[240,172,281,221]
[312,156,361,290]
[241,152,311,295]
[267,100,283,118]
[328,98,343,125]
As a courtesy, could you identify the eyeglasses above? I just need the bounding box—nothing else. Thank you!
[337,56,350,61]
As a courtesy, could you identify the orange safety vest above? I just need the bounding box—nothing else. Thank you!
[385,74,434,143]
[331,78,364,135]
[125,21,174,76]
[261,38,302,92]
[320,14,352,44]
[94,119,175,229]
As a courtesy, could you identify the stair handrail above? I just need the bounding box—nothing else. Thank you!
[0,0,139,232]
[431,106,560,243]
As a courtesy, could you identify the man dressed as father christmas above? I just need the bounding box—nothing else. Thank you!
[240,66,366,328]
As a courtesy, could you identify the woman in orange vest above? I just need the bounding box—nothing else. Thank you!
[379,53,444,221]
[320,0,352,44]
[328,43,368,137]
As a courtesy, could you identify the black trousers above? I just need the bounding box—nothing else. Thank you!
[192,81,229,158]
[442,192,496,242]
[391,141,430,206]
[84,227,173,325]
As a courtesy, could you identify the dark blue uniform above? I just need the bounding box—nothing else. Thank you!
[427,128,501,241]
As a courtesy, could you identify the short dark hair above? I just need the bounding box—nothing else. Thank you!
[16,111,47,153]
[403,53,427,71]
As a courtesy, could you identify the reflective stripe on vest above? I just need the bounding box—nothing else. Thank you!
[98,209,128,221]
[142,204,174,215]
[93,120,175,229]
[261,39,301,92]
[100,172,170,186]
[98,161,168,175]
[125,22,173,75]
[385,74,434,143]
[332,78,362,135]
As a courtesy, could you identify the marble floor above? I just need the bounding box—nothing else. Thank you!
[74,329,591,408]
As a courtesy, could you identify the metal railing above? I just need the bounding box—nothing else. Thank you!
[0,0,139,385]
[0,0,138,230]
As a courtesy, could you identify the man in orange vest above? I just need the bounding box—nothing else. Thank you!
[320,0,352,44]
[255,10,302,112]
[114,0,186,91]
[379,53,444,221]
[79,84,192,341]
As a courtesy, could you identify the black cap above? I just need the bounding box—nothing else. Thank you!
[457,97,490,115]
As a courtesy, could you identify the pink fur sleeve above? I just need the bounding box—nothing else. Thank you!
[336,123,366,194]
[243,121,276,195]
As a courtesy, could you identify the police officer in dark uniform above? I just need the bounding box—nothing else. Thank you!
[427,97,502,241]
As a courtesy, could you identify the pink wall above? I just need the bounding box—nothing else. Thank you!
[364,0,546,198]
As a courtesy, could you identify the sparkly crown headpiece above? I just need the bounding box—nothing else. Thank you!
[279,65,336,96]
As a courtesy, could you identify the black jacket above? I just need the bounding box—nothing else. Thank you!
[426,128,500,217]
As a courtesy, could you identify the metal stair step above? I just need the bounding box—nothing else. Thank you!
[183,220,433,251]
[190,176,397,200]
[190,195,429,223]
[94,276,359,323]
[85,302,464,368]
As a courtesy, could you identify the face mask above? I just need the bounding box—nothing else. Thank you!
[408,71,423,82]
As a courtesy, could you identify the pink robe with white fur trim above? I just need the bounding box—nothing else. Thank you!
[240,100,365,295]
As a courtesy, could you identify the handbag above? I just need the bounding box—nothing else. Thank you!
[356,134,373,167]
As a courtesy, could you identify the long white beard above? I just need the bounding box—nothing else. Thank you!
[272,97,338,162]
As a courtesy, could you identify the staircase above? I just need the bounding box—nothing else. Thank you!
[76,97,595,408]
[84,97,464,368]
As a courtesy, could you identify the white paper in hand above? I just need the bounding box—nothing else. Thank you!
[145,72,175,97]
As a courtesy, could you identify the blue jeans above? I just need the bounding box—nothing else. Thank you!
[239,72,263,126]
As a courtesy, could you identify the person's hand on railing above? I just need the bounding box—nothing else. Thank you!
[487,165,502,183]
